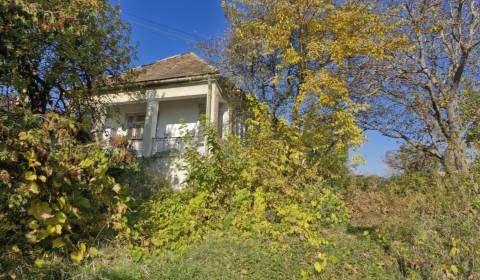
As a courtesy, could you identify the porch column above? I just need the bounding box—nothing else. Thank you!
[221,103,230,138]
[142,93,159,157]
[209,81,219,126]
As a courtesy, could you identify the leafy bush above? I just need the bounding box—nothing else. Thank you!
[134,108,350,251]
[303,228,401,279]
[0,110,134,270]
[347,173,480,279]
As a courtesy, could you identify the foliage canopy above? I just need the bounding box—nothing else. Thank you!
[0,110,134,267]
[0,0,135,118]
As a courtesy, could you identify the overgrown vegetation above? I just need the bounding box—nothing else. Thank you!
[346,173,480,279]
[1,0,480,279]
[0,110,135,274]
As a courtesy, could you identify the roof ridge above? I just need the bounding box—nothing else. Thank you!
[124,52,219,84]
[133,52,211,70]
[189,52,218,71]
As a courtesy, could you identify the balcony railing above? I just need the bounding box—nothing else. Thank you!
[107,136,203,157]
[152,137,184,154]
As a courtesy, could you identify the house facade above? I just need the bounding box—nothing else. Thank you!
[100,53,243,187]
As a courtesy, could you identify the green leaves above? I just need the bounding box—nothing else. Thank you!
[0,110,135,264]
[136,119,349,252]
[0,0,135,118]
[79,158,95,168]
[28,201,54,221]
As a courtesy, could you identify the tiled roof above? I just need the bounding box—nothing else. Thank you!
[131,52,218,83]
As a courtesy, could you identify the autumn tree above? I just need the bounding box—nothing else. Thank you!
[350,0,480,175]
[0,0,135,118]
[201,0,403,175]
[386,144,441,174]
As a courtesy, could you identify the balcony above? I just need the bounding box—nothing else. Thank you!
[123,137,203,156]
[152,137,184,155]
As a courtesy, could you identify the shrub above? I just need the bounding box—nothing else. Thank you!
[134,105,351,277]
[0,110,134,270]
[347,173,480,279]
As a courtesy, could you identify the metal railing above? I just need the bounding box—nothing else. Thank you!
[109,136,203,156]
[152,137,184,154]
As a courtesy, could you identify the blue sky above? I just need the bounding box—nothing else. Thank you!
[114,0,399,175]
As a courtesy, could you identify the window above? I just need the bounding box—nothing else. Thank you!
[126,114,145,139]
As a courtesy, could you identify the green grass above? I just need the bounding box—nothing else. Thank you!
[8,230,401,280]
[65,234,304,280]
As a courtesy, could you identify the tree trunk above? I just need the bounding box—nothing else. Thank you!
[442,137,469,175]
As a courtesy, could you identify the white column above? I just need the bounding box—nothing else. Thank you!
[210,83,219,127]
[221,104,230,138]
[206,77,212,122]
[142,94,159,157]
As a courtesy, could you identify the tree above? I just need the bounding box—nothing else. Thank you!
[385,144,440,174]
[201,0,402,175]
[0,0,135,118]
[350,0,480,174]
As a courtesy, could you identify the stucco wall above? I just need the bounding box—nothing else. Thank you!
[102,81,216,104]
[104,102,146,137]
[155,98,204,138]
[101,80,235,188]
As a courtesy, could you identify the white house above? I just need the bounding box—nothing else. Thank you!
[100,52,244,187]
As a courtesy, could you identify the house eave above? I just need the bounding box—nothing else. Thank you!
[105,73,222,93]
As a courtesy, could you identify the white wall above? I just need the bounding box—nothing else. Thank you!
[100,80,235,188]
[156,98,205,138]
[102,81,211,104]
[104,102,146,138]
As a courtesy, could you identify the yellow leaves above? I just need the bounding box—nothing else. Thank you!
[79,242,86,254]
[55,212,67,224]
[314,261,325,273]
[88,246,98,257]
[47,224,62,235]
[70,242,98,264]
[223,0,405,156]
[7,270,17,279]
[58,197,66,209]
[79,158,94,168]
[52,237,65,249]
[282,47,301,65]
[116,201,128,215]
[25,151,41,168]
[25,231,37,243]
[450,246,459,257]
[450,238,461,257]
[34,258,46,268]
[112,184,121,193]
[70,242,87,264]
[18,131,30,141]
[28,182,40,194]
[27,219,39,229]
[70,251,84,264]
[3,111,132,266]
[24,171,37,181]
[450,264,459,274]
[314,252,328,273]
[28,201,54,221]
[38,175,47,183]
[10,245,21,254]
[25,171,47,193]
[351,154,366,167]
